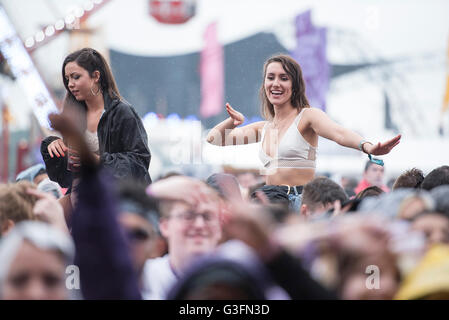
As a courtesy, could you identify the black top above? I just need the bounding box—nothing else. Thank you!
[40,93,152,187]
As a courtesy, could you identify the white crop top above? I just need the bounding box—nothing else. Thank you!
[259,109,317,171]
[85,130,99,155]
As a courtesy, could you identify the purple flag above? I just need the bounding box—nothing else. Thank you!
[295,9,315,36]
[291,11,329,111]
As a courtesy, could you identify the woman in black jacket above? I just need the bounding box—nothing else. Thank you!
[41,48,151,218]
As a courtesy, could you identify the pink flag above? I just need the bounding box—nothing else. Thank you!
[200,22,224,118]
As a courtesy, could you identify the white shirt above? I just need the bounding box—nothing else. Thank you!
[141,254,177,300]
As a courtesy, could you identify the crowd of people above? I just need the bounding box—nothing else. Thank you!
[0,48,448,300]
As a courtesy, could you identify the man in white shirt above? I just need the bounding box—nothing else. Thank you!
[141,176,223,299]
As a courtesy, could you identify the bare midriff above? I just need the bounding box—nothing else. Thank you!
[264,167,315,187]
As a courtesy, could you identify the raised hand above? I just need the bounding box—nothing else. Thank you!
[27,187,69,234]
[226,103,245,127]
[147,176,214,207]
[365,134,401,155]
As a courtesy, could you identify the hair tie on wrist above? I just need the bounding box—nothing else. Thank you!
[358,139,371,152]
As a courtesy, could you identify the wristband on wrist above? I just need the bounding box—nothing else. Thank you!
[358,139,372,153]
[359,140,384,166]
[368,154,384,166]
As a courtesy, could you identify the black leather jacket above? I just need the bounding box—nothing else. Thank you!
[41,93,152,187]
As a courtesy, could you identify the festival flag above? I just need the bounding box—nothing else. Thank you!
[442,37,449,114]
[290,10,329,111]
[199,22,224,118]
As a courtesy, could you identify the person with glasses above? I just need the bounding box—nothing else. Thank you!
[141,176,223,300]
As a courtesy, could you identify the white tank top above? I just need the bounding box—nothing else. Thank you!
[85,130,100,155]
[259,109,317,171]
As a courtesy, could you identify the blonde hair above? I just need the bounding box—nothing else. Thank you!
[0,181,37,226]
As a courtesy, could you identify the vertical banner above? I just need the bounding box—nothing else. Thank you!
[199,22,224,118]
[442,39,449,114]
[439,37,449,135]
[290,10,329,111]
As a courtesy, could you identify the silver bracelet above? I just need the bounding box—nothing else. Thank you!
[358,139,372,153]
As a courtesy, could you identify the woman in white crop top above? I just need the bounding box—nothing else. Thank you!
[206,54,401,211]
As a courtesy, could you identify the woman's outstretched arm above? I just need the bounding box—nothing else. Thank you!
[305,108,401,155]
[206,103,265,146]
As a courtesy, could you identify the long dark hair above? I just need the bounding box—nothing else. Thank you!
[259,54,310,120]
[62,48,121,105]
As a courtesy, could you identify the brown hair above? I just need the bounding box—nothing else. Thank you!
[355,185,384,200]
[259,54,310,120]
[302,177,348,212]
[62,48,121,109]
[0,181,37,225]
[392,168,425,190]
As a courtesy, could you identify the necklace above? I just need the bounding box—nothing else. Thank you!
[272,110,298,129]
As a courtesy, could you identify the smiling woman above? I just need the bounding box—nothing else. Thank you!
[206,54,401,212]
[40,48,152,220]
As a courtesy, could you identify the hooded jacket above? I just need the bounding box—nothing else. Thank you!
[41,93,152,187]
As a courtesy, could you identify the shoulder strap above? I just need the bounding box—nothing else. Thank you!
[295,108,306,125]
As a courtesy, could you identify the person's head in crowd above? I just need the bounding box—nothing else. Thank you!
[0,181,37,236]
[301,216,400,299]
[62,48,121,106]
[359,189,434,221]
[159,184,223,273]
[0,221,74,300]
[410,210,449,250]
[117,180,165,280]
[300,177,348,217]
[397,192,435,221]
[36,179,63,199]
[260,54,309,120]
[363,161,385,188]
[392,168,425,190]
[168,261,266,299]
[206,173,242,202]
[337,247,400,300]
[15,164,48,186]
[421,165,449,191]
[16,164,63,199]
[355,186,384,200]
[430,185,449,216]
[167,240,288,300]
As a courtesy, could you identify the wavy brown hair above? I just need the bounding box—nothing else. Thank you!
[62,48,121,107]
[259,54,310,120]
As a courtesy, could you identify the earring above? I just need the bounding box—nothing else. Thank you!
[90,84,101,96]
